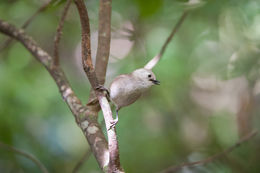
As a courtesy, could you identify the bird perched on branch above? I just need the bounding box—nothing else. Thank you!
[94,68,160,129]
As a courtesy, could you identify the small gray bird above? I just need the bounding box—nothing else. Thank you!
[108,68,160,127]
[91,68,159,128]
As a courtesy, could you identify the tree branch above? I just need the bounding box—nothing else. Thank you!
[160,130,258,173]
[72,148,92,173]
[74,0,99,88]
[87,0,112,109]
[144,11,188,70]
[0,0,52,52]
[0,19,109,171]
[53,0,72,66]
[95,0,112,84]
[87,0,112,106]
[74,0,123,172]
[0,141,49,173]
[71,1,113,169]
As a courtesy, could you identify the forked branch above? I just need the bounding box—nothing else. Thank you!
[74,0,122,172]
[80,0,113,170]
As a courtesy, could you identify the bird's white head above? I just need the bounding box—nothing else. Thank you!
[131,68,160,89]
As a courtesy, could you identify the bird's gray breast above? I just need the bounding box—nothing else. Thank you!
[110,75,142,109]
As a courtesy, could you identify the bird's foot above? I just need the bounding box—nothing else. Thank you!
[95,85,110,100]
[108,118,118,131]
[95,85,109,95]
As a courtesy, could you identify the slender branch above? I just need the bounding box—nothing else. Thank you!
[0,141,49,173]
[84,0,113,168]
[95,0,112,84]
[72,148,92,173]
[74,0,123,172]
[87,0,112,111]
[160,130,258,173]
[74,0,99,88]
[53,0,72,66]
[144,11,188,70]
[98,96,123,173]
[0,0,52,52]
[87,0,112,107]
[0,19,109,170]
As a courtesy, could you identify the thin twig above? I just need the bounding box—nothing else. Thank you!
[160,130,258,173]
[0,0,52,52]
[53,0,72,66]
[72,149,92,173]
[144,11,188,70]
[0,141,49,173]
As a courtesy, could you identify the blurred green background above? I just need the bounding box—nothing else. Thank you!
[1,0,260,172]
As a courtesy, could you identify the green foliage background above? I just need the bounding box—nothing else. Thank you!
[0,0,260,172]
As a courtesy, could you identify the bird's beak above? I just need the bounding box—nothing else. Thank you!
[150,79,160,85]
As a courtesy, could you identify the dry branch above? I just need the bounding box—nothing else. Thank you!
[144,11,188,70]
[53,0,72,66]
[0,19,109,171]
[160,130,258,173]
[0,141,49,173]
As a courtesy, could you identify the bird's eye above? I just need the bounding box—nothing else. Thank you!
[148,74,152,78]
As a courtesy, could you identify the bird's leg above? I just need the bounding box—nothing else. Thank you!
[108,109,119,130]
[95,85,110,101]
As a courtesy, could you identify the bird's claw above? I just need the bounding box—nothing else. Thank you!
[95,85,110,100]
[108,119,118,131]
[95,85,109,93]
